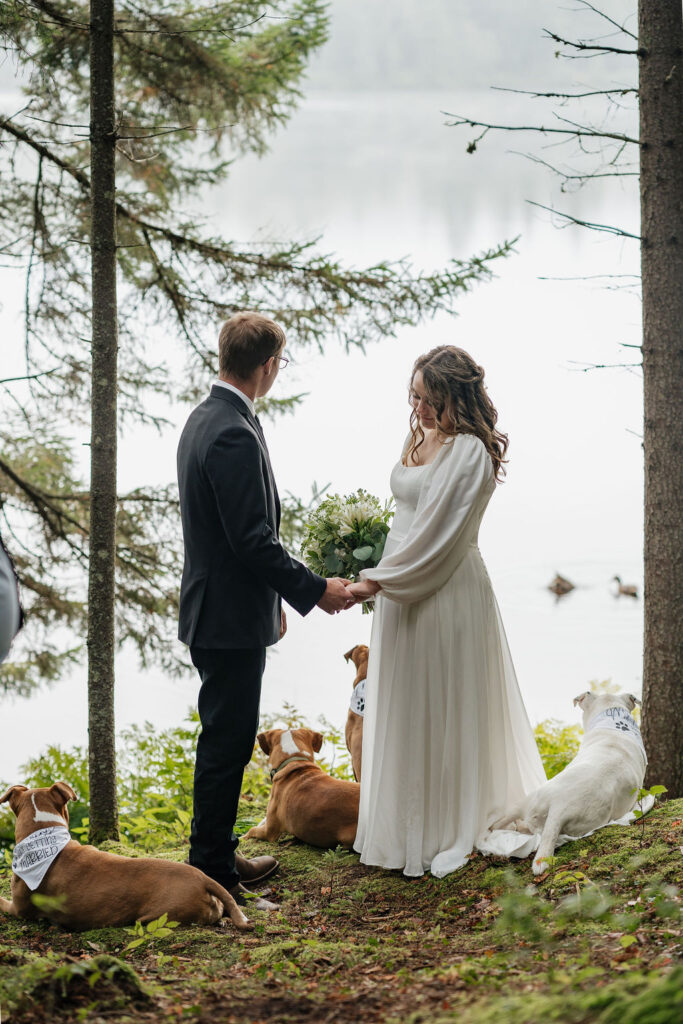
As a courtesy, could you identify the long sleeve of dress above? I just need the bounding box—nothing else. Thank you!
[360,434,492,604]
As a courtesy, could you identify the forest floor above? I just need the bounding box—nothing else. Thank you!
[0,797,681,1023]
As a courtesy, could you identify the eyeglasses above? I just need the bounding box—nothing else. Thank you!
[263,354,289,369]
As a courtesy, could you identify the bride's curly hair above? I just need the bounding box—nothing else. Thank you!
[406,346,509,481]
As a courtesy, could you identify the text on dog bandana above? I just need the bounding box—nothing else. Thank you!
[585,706,646,761]
[349,677,366,717]
[12,825,71,891]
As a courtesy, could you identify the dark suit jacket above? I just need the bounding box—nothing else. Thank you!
[177,385,326,649]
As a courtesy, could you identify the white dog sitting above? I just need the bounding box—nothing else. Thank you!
[491,691,647,875]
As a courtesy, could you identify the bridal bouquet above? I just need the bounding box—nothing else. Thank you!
[301,490,394,612]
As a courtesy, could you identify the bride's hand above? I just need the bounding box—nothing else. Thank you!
[346,579,381,603]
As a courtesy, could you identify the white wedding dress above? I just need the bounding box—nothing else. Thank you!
[354,433,546,877]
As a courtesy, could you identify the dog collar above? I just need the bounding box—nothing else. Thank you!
[12,825,71,891]
[349,677,366,717]
[585,706,647,763]
[270,755,313,781]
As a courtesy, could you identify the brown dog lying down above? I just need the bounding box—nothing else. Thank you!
[344,644,369,782]
[244,728,359,849]
[0,783,251,932]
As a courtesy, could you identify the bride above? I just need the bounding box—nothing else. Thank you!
[347,345,545,878]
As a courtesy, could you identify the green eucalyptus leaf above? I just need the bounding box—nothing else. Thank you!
[353,545,374,561]
[324,553,344,574]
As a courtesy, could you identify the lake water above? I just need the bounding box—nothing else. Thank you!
[0,89,643,782]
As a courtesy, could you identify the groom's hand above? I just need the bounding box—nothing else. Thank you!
[317,578,355,614]
[279,609,287,639]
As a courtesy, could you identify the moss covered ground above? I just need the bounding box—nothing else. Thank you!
[0,798,681,1023]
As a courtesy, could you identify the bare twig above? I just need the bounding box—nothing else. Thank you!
[573,1,638,42]
[491,85,637,100]
[567,360,641,372]
[527,201,641,239]
[512,150,637,184]
[445,113,639,147]
[537,274,640,281]
[0,368,61,385]
[542,29,639,57]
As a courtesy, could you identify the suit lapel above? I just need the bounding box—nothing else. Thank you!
[250,415,281,531]
[210,385,267,455]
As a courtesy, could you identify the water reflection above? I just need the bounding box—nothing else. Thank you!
[213,91,638,261]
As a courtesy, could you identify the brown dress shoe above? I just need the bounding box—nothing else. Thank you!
[229,881,280,911]
[235,853,279,889]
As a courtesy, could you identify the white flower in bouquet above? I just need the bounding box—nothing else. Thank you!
[301,490,394,611]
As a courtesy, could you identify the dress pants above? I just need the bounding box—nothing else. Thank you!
[188,645,266,889]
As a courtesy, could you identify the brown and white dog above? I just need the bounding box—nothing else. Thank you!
[244,728,360,849]
[0,782,251,931]
[344,644,369,782]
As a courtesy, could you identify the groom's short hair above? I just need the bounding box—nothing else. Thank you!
[218,312,286,380]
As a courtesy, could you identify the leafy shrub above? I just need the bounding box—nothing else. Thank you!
[0,703,354,852]
[534,719,582,778]
[258,701,355,781]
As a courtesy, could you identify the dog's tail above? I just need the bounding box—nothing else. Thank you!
[204,878,253,931]
[533,811,564,877]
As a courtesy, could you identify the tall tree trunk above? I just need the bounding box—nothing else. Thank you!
[639,0,683,798]
[88,0,119,842]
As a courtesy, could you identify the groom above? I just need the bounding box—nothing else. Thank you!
[177,311,351,909]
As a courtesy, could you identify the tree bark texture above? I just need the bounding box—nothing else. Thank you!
[638,0,683,797]
[88,0,120,841]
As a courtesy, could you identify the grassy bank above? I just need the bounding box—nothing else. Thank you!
[0,796,681,1023]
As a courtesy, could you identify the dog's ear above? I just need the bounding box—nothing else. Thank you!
[624,693,641,710]
[257,731,273,755]
[343,646,357,663]
[311,731,324,753]
[0,785,28,812]
[573,691,595,709]
[50,781,77,806]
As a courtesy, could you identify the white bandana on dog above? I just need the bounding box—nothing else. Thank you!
[349,677,366,717]
[585,706,647,763]
[12,826,71,891]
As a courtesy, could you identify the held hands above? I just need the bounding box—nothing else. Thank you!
[316,577,382,614]
[346,579,381,603]
[317,577,356,614]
